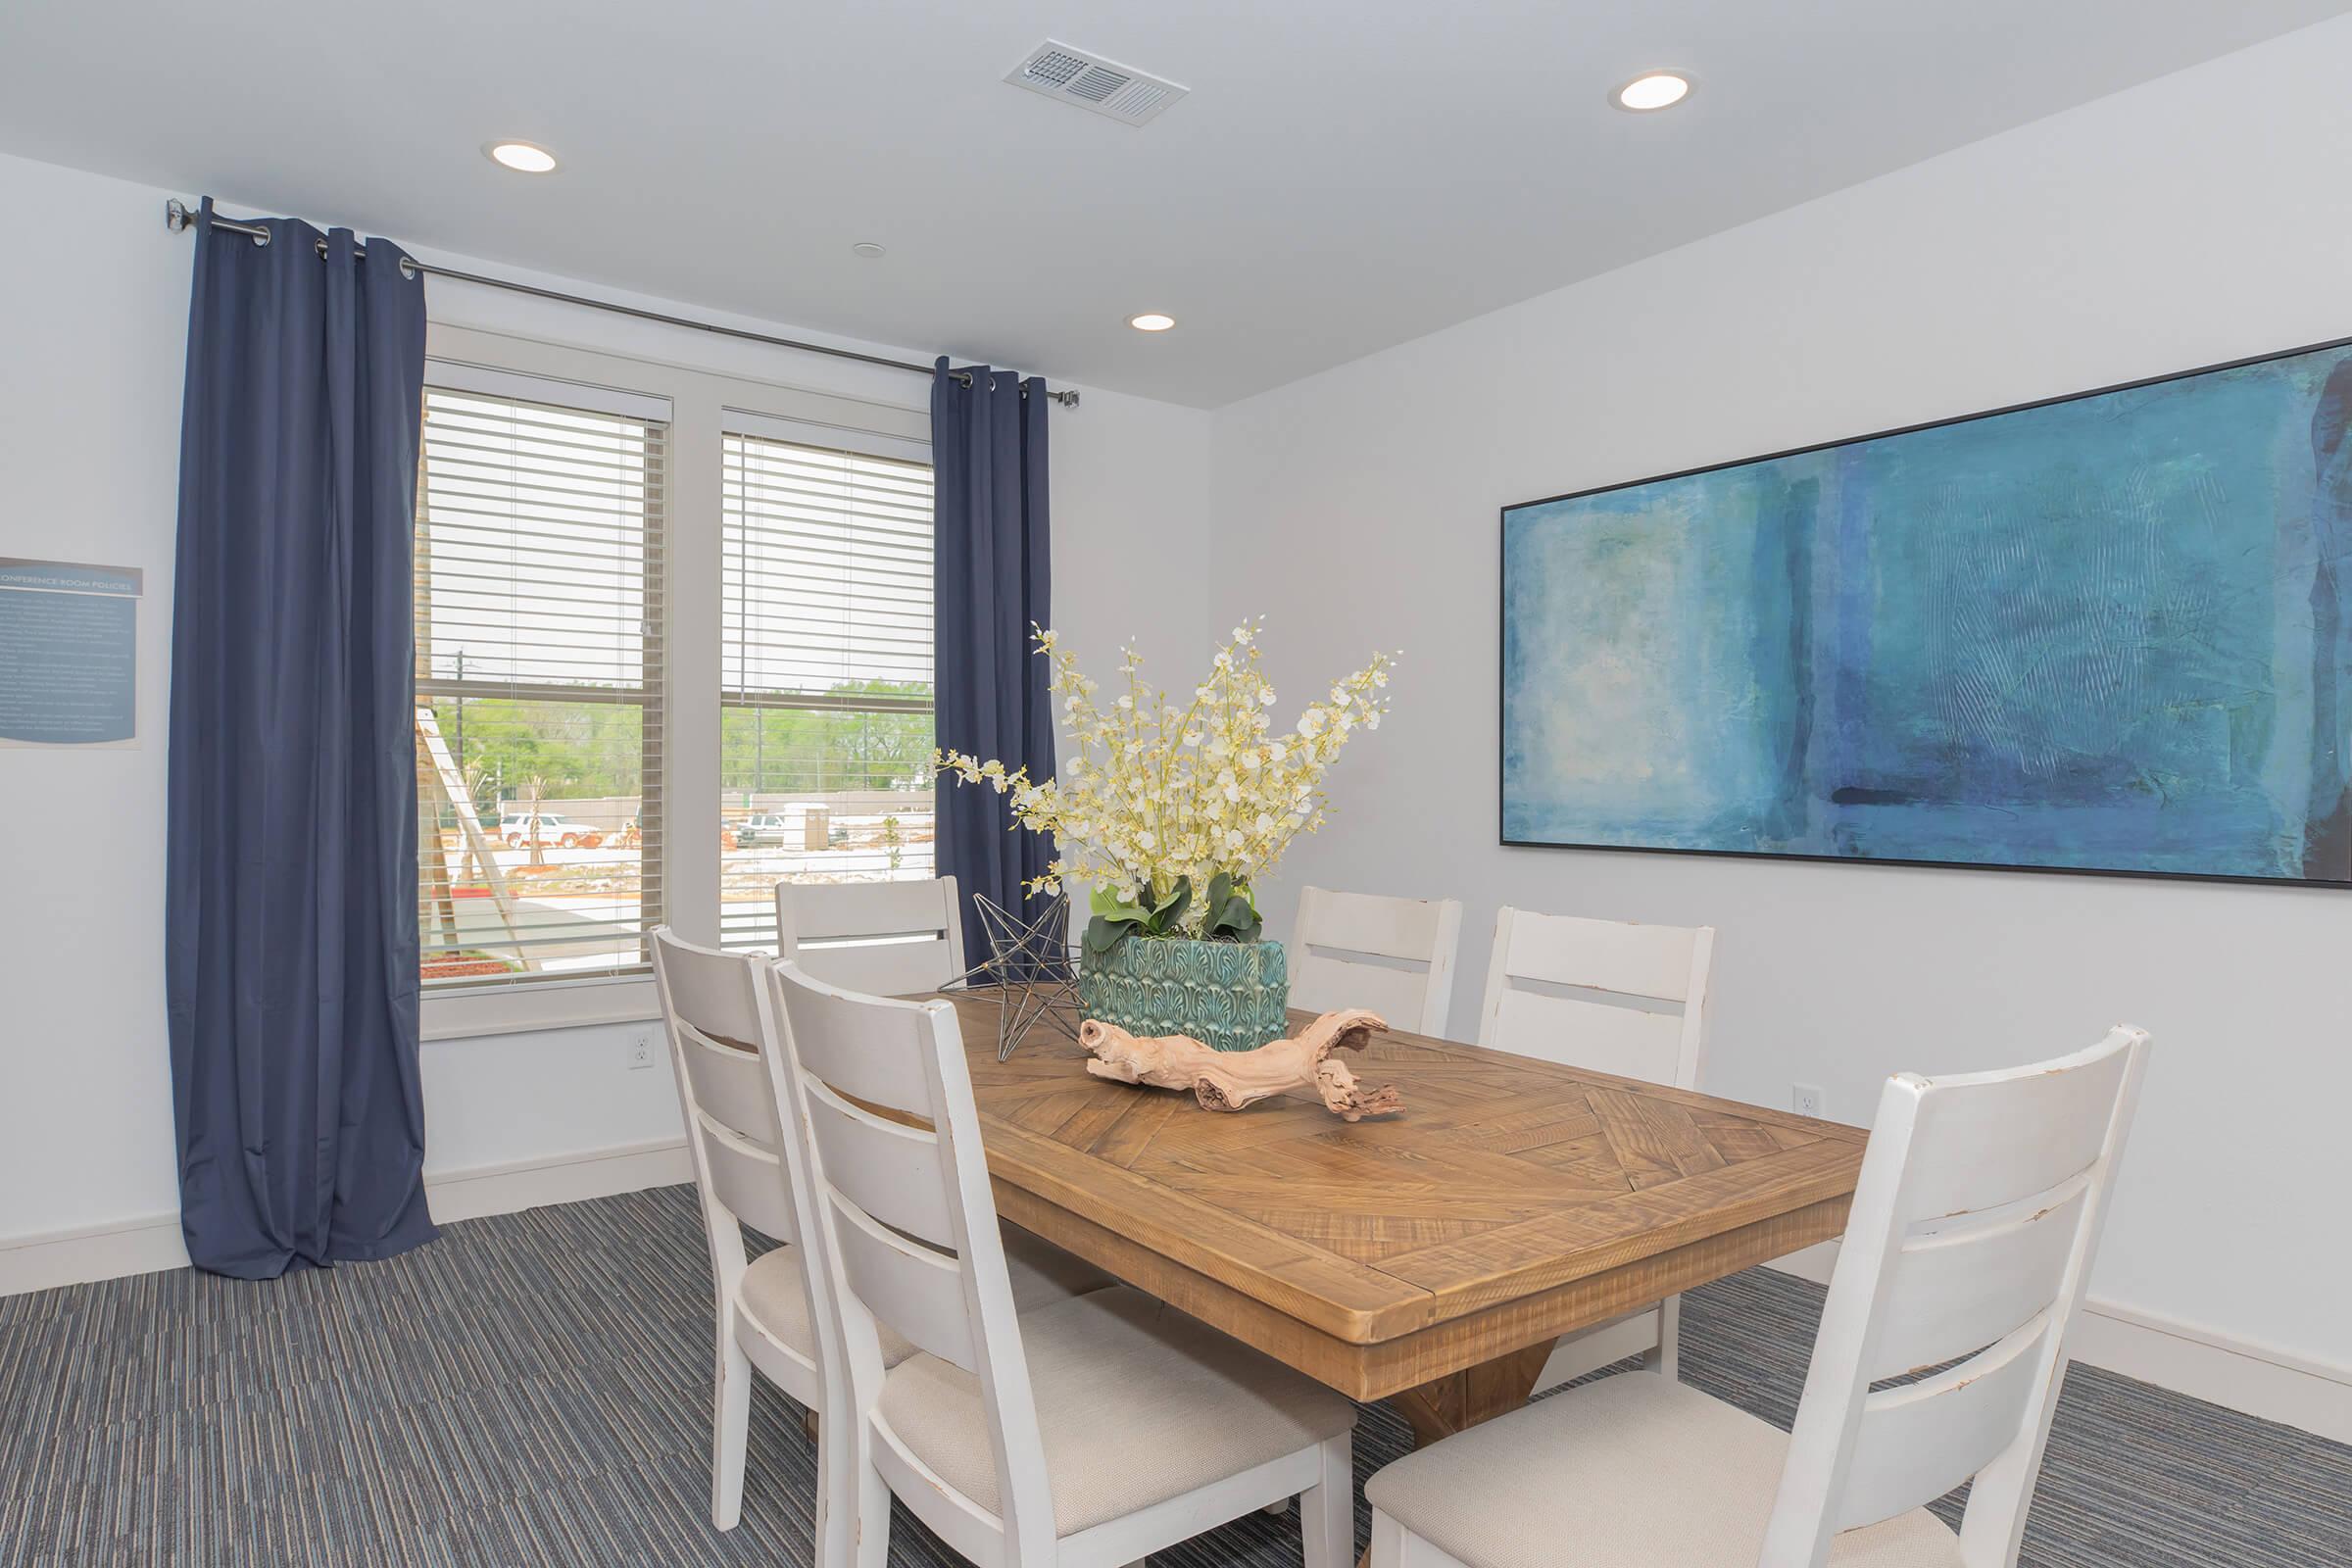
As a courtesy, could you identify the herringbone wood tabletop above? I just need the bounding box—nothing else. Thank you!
[947,994,1865,1409]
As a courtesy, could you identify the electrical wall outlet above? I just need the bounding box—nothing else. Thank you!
[1790,1082,1826,1118]
[626,1030,658,1071]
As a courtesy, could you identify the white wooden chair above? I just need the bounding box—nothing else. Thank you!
[1288,886,1464,1037]
[652,928,1105,1548]
[1364,1024,2151,1568]
[1477,906,1716,1387]
[767,958,1359,1568]
[650,928,840,1536]
[776,874,968,996]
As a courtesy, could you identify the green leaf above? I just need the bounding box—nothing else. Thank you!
[1207,898,1261,943]
[1145,876,1193,936]
[1090,882,1147,924]
[1199,875,1262,942]
[1082,914,1131,960]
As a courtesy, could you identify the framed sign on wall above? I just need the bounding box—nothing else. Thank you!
[0,558,141,749]
[1499,335,2352,886]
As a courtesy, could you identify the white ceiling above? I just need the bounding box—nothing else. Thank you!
[2,0,2346,408]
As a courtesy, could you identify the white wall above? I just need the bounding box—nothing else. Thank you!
[0,149,1211,1267]
[1210,19,2352,1383]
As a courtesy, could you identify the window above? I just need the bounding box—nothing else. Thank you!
[414,375,666,989]
[719,421,935,951]
[405,330,932,1025]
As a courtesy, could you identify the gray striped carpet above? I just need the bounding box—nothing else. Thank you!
[2,1184,2344,1566]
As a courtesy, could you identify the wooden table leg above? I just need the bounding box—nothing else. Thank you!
[1385,1343,1551,1449]
[1357,1345,1551,1567]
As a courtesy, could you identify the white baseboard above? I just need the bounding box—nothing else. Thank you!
[2064,1298,2352,1446]
[0,1137,694,1298]
[0,1210,190,1298]
[422,1137,693,1225]
[1765,1245,2352,1445]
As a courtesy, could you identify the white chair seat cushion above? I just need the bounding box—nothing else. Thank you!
[1364,1373,1962,1567]
[739,1246,917,1368]
[876,1285,1355,1537]
[1002,1223,1116,1308]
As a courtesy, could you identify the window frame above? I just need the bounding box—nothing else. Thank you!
[416,362,669,1003]
[417,323,929,1041]
[717,410,938,953]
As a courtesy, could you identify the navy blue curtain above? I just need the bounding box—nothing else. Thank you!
[932,361,1055,965]
[167,199,436,1279]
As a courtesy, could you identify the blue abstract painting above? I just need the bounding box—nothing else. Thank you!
[1501,339,2352,884]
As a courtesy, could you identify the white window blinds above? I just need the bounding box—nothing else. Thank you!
[720,426,935,952]
[414,379,666,988]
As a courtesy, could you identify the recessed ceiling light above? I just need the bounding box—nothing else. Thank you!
[850,241,887,260]
[485,141,559,173]
[1613,72,1691,112]
[1127,313,1177,332]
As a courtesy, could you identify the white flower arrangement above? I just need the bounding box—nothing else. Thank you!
[936,618,1396,949]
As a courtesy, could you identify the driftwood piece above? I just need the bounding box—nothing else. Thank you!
[1078,1008,1404,1121]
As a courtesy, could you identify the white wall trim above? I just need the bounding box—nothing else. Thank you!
[0,1210,188,1298]
[0,1137,693,1298]
[422,1137,694,1225]
[1768,1246,2352,1445]
[420,976,661,1041]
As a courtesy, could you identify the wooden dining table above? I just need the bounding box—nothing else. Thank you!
[945,993,1868,1477]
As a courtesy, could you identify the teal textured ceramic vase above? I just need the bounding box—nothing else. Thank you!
[1079,935,1291,1054]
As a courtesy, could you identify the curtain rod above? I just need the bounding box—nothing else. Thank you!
[163,198,1078,407]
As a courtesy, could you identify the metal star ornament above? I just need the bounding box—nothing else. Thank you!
[943,893,1083,1059]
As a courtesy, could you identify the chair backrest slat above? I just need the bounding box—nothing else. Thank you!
[824,1190,981,1371]
[1300,957,1443,1039]
[785,938,956,1000]
[1898,1046,2132,1220]
[1759,1025,2149,1567]
[674,1019,785,1145]
[1838,1312,2053,1533]
[1477,907,1714,1089]
[695,1112,802,1243]
[777,973,941,1114]
[1290,886,1463,1037]
[1487,989,1688,1080]
[1496,909,1702,1001]
[802,1077,957,1245]
[777,876,966,997]
[1867,1179,2087,1383]
[657,931,769,1041]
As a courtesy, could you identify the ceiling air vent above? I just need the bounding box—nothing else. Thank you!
[1004,40,1188,126]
